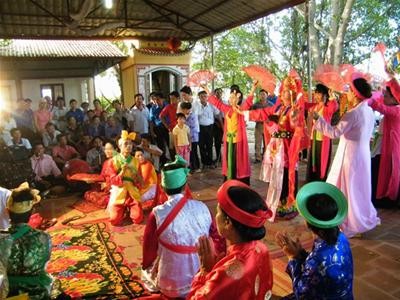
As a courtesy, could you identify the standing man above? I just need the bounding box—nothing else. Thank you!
[149,93,169,165]
[180,86,201,115]
[160,91,180,160]
[251,89,270,163]
[198,91,216,169]
[112,100,132,130]
[212,88,224,165]
[130,93,150,135]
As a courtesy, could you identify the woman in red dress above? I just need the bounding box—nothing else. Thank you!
[83,142,116,208]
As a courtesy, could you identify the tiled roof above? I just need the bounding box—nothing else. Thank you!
[134,47,192,56]
[0,40,127,58]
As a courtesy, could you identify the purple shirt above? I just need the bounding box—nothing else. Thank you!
[185,112,199,143]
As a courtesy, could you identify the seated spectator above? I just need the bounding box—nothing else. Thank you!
[83,142,116,208]
[13,98,36,142]
[52,134,79,168]
[93,99,104,117]
[141,155,223,298]
[65,116,84,147]
[1,111,17,146]
[100,110,109,123]
[0,182,52,299]
[52,97,68,131]
[31,143,65,194]
[76,135,92,160]
[276,182,353,300]
[86,115,105,137]
[187,180,273,299]
[66,99,84,124]
[105,116,122,140]
[7,128,32,149]
[34,99,52,134]
[139,133,163,171]
[7,128,32,161]
[134,147,157,203]
[86,136,106,173]
[83,109,95,131]
[42,122,61,152]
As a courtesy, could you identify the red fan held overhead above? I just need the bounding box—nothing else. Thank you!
[187,70,216,87]
[242,65,276,94]
[313,64,345,92]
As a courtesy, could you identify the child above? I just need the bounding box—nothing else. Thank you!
[172,113,191,164]
[180,102,200,173]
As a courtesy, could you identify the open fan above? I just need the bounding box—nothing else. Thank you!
[313,64,345,92]
[187,70,216,87]
[68,173,104,183]
[339,64,356,84]
[242,65,276,94]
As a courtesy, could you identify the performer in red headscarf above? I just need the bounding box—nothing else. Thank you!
[187,180,273,299]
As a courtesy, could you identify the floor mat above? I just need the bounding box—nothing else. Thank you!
[71,200,102,213]
[47,223,145,299]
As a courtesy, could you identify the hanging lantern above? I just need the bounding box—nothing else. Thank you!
[167,37,181,52]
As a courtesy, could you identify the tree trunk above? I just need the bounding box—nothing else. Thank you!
[333,0,355,66]
[308,0,321,67]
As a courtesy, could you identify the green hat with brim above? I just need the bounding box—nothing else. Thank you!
[296,182,348,229]
[161,155,190,190]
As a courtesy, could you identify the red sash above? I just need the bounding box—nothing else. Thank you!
[156,196,197,254]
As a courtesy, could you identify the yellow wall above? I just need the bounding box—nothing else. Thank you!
[120,48,191,108]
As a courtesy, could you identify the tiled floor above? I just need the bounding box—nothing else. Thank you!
[39,159,400,299]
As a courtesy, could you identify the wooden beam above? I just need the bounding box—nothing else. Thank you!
[179,0,228,27]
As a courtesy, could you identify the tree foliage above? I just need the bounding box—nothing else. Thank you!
[192,0,400,91]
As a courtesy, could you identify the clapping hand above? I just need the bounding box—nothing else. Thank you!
[197,235,217,273]
[275,231,304,260]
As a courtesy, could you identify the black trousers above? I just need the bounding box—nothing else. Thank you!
[190,142,200,170]
[213,123,223,162]
[199,124,214,166]
[306,140,331,182]
[154,125,170,165]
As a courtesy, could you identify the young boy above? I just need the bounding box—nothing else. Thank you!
[172,113,191,164]
[180,102,200,173]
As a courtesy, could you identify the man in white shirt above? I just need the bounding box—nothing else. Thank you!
[197,91,217,169]
[6,128,31,149]
[52,97,69,131]
[130,93,150,135]
[180,86,201,115]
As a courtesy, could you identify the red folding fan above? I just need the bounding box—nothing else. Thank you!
[242,65,276,94]
[339,64,356,84]
[187,70,216,87]
[313,64,345,92]
[68,173,105,183]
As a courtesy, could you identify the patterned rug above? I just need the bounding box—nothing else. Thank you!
[47,223,145,299]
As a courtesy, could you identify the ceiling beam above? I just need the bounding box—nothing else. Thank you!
[142,0,195,39]
[179,0,229,27]
[144,0,214,32]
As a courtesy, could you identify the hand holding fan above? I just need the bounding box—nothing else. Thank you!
[242,65,276,94]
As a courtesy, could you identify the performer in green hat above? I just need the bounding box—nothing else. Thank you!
[141,155,224,298]
[275,182,354,300]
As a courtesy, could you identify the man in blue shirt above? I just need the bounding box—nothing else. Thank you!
[66,99,84,124]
